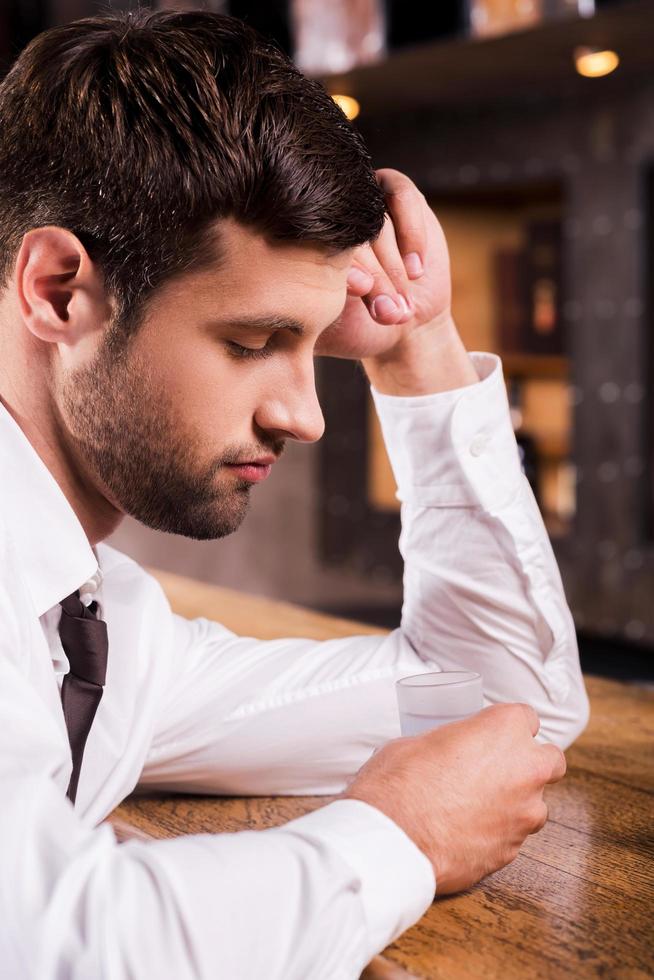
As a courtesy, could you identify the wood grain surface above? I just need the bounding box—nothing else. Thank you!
[108,569,654,979]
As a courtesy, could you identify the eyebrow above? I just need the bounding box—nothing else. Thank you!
[206,314,307,337]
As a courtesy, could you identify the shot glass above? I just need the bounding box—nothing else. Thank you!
[396,670,483,736]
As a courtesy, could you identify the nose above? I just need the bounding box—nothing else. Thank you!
[254,361,325,444]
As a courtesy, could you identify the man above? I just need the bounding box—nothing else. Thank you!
[0,9,588,979]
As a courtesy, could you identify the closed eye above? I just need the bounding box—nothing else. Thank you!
[225,341,275,361]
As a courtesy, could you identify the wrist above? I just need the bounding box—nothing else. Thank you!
[361,313,479,396]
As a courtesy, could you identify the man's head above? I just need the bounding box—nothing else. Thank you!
[0,10,386,541]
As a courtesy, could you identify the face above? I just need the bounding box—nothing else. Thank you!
[57,218,353,540]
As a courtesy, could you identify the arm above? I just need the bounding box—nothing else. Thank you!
[139,345,587,805]
[355,173,589,743]
[132,169,587,967]
[128,350,583,963]
[366,340,590,744]
[0,547,432,979]
[139,168,588,794]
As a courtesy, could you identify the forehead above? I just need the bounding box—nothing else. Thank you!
[214,216,355,292]
[139,216,356,333]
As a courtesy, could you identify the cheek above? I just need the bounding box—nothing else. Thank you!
[153,342,271,433]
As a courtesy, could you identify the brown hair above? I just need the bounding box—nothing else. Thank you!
[0,9,386,336]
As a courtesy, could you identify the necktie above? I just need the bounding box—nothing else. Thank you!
[57,589,108,805]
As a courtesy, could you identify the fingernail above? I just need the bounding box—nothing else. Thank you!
[347,267,373,290]
[398,294,411,315]
[403,252,423,277]
[372,295,399,319]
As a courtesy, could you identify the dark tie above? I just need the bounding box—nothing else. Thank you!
[57,589,108,805]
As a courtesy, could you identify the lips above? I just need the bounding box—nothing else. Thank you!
[232,456,276,466]
[226,460,274,483]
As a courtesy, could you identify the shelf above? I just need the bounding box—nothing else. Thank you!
[318,0,654,117]
[502,353,569,379]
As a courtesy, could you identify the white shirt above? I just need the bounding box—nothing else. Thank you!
[0,352,589,980]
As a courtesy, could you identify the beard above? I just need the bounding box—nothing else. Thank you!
[56,320,279,541]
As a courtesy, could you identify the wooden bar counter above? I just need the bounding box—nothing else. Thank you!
[108,569,654,980]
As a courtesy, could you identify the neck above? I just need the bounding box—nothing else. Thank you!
[0,311,123,547]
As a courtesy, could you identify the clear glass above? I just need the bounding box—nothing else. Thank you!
[396,670,483,736]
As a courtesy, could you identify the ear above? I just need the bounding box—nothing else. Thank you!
[14,226,111,350]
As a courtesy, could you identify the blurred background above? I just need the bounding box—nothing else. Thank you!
[2,0,653,677]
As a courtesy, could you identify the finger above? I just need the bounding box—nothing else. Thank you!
[376,168,427,279]
[370,214,415,315]
[346,263,375,296]
[350,243,412,324]
[540,743,567,784]
[528,800,549,834]
[516,702,541,738]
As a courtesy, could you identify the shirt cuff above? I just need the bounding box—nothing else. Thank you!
[277,798,435,959]
[369,352,525,513]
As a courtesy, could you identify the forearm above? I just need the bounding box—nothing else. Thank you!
[367,351,590,748]
[361,314,479,396]
[3,769,431,979]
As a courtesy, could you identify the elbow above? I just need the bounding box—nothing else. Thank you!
[537,672,591,750]
[560,683,591,750]
[533,613,591,750]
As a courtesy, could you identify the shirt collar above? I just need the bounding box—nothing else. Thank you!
[0,400,99,617]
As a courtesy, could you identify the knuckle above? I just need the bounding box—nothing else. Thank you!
[490,701,528,724]
[504,842,522,865]
[524,800,548,834]
[518,701,538,720]
[372,275,400,297]
[398,223,422,242]
[480,701,505,717]
[393,185,416,204]
[545,743,567,780]
[533,801,549,831]
[478,702,509,727]
[369,268,389,289]
[385,264,410,285]
[533,755,553,786]
[515,702,540,730]
[482,701,504,713]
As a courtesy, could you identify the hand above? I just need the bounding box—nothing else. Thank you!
[337,703,567,895]
[315,168,452,361]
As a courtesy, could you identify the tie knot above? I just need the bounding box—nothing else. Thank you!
[60,590,86,618]
[58,589,108,686]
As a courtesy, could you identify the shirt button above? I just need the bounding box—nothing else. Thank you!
[469,433,489,457]
[79,569,103,599]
